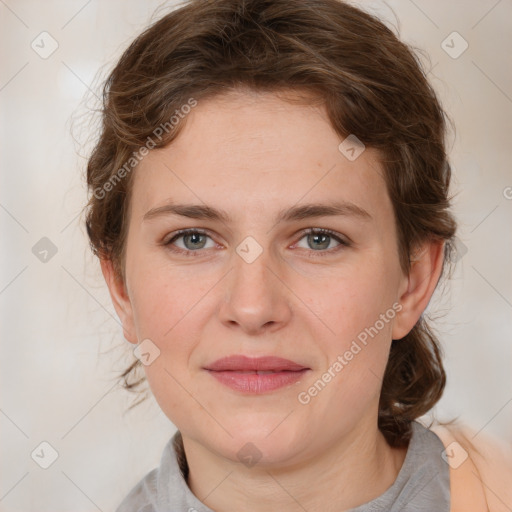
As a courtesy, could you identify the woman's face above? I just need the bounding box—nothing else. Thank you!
[107,89,418,466]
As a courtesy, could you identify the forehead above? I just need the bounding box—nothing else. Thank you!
[132,90,391,222]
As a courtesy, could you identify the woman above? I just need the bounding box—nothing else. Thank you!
[84,0,512,510]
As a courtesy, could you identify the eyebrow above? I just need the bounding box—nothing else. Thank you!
[143,200,372,224]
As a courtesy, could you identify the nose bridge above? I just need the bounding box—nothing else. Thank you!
[220,235,291,332]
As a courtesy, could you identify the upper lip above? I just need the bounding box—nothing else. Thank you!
[204,355,309,372]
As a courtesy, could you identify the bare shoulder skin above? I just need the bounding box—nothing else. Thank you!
[430,423,512,512]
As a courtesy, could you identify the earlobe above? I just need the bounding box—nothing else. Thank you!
[392,240,445,340]
[99,258,138,344]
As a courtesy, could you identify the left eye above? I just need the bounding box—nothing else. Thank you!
[295,229,346,252]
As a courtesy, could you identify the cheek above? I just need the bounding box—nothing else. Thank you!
[129,260,210,339]
[298,287,395,431]
[127,262,215,408]
[294,255,398,405]
[296,256,399,348]
[132,271,206,426]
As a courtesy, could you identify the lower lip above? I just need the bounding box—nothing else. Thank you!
[206,369,309,393]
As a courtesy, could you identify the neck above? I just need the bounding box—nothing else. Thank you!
[181,422,408,512]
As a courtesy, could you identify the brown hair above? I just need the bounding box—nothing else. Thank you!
[85,0,457,447]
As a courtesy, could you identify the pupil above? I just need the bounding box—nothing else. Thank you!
[310,233,329,250]
[186,233,205,249]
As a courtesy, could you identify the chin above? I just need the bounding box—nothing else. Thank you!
[216,424,307,467]
[218,440,301,469]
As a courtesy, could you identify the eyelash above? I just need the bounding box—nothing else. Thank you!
[163,228,350,258]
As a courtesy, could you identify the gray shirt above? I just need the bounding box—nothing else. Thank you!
[116,421,450,511]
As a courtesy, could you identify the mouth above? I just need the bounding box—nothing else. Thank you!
[203,355,310,393]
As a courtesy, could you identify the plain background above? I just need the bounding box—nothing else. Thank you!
[1,0,511,510]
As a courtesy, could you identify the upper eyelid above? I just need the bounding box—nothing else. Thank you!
[164,228,215,243]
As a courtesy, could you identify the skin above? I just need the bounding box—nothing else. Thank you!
[101,88,445,511]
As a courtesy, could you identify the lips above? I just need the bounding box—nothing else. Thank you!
[204,355,309,372]
[204,355,310,393]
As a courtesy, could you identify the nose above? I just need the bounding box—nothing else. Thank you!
[218,243,292,335]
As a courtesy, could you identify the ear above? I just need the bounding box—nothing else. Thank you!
[100,258,137,344]
[392,239,445,340]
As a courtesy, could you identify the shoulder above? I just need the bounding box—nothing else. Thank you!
[115,468,158,512]
[429,421,512,512]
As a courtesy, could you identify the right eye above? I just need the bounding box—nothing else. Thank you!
[164,229,218,255]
